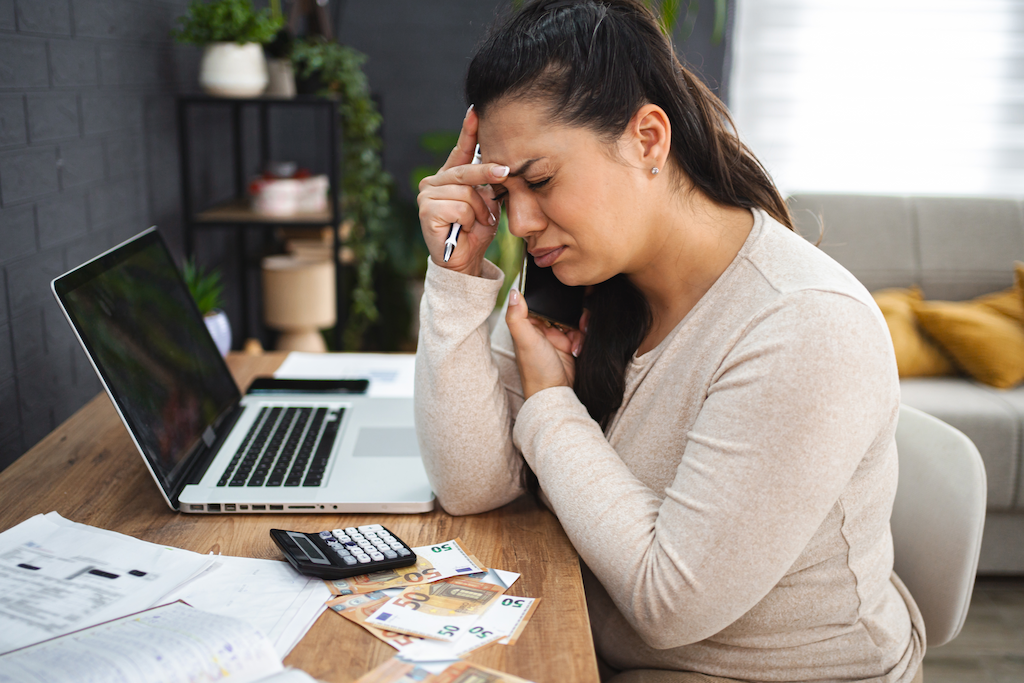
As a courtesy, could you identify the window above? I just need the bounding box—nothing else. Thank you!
[730,0,1023,196]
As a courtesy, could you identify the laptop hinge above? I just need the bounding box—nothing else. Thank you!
[177,403,244,495]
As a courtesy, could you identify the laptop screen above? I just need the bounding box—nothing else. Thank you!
[53,230,240,496]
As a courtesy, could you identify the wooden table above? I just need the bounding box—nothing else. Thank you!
[0,352,600,683]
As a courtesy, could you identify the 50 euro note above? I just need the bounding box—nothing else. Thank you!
[355,657,536,683]
[398,595,541,663]
[326,539,484,596]
[332,594,427,654]
[364,576,506,641]
[432,660,536,683]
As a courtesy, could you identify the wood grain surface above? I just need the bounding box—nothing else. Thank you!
[0,352,599,683]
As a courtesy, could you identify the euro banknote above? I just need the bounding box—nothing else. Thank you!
[398,595,541,662]
[354,656,535,683]
[364,576,506,641]
[326,539,484,595]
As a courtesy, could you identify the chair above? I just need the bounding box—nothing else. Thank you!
[891,404,987,647]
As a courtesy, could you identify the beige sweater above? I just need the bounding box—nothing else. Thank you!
[414,210,924,682]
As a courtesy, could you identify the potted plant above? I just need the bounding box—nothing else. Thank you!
[172,0,284,97]
[183,258,232,356]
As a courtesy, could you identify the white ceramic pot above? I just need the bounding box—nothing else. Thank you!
[204,310,232,357]
[199,42,268,98]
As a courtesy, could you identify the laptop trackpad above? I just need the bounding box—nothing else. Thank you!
[352,427,420,457]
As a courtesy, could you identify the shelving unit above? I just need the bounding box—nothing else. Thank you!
[177,95,344,349]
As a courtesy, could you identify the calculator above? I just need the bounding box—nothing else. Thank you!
[270,524,417,580]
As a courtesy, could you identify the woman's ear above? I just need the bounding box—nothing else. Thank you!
[629,104,671,173]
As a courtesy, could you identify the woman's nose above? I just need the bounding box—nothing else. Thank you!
[506,195,547,238]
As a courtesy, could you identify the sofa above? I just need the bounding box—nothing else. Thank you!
[788,193,1024,574]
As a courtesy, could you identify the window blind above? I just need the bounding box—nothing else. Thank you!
[729,0,1024,196]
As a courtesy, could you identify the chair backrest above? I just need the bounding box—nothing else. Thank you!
[892,404,987,647]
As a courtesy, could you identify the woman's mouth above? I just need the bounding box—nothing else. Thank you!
[531,246,566,268]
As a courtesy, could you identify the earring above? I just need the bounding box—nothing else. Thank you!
[651,167,660,175]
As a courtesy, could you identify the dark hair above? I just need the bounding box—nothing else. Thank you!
[466,0,791,465]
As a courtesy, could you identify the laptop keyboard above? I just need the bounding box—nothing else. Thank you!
[216,406,342,488]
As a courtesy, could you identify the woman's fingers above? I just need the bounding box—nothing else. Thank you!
[420,163,510,192]
[439,105,479,172]
[418,183,496,234]
[415,104,509,275]
[506,288,575,399]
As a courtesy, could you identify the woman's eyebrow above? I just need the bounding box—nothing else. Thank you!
[509,158,547,177]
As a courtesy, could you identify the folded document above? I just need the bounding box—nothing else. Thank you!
[0,512,330,657]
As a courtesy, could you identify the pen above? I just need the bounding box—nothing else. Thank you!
[443,144,483,262]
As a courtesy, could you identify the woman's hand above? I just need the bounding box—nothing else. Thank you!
[506,289,588,400]
[417,106,509,277]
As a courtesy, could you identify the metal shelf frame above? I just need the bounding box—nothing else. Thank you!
[177,95,344,349]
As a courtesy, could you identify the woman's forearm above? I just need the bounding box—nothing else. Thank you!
[414,259,527,515]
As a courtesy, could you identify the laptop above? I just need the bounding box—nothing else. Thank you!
[51,227,435,515]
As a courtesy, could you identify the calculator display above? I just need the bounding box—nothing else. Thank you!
[291,533,329,564]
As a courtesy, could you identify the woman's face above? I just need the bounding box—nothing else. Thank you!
[478,99,654,287]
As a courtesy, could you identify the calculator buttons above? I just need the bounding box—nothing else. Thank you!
[271,525,414,580]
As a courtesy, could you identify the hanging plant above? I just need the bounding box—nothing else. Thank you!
[291,38,391,350]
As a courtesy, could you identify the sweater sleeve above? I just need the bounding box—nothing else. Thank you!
[512,290,899,648]
[414,258,528,516]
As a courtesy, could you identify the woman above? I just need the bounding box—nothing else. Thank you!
[414,1,924,681]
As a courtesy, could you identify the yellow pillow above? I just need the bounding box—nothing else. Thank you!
[913,296,1024,389]
[974,262,1024,321]
[872,287,955,378]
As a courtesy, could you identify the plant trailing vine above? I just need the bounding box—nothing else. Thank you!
[291,38,391,350]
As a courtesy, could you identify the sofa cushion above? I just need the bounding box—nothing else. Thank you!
[900,377,1020,510]
[973,262,1024,320]
[788,194,918,292]
[872,287,955,377]
[913,197,1024,301]
[912,298,1024,389]
[994,387,1024,513]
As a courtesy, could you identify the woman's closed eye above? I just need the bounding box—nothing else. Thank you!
[491,176,552,205]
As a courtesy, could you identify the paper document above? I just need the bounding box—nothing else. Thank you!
[0,513,216,654]
[0,602,286,683]
[161,554,331,658]
[274,352,415,398]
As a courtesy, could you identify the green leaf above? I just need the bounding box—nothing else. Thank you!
[419,131,460,157]
[181,257,225,315]
[712,0,727,45]
[171,0,284,45]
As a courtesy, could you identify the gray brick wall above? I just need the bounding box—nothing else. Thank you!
[0,0,731,473]
[0,0,192,471]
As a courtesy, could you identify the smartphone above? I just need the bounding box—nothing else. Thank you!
[522,251,586,330]
[245,377,369,395]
